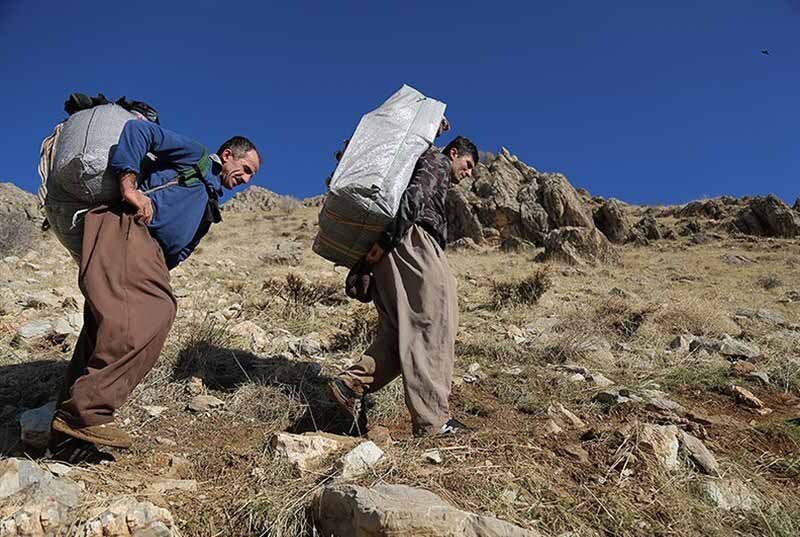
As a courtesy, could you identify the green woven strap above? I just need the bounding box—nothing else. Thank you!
[176,148,210,187]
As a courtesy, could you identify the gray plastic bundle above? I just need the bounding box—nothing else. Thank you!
[313,85,446,268]
[50,103,137,205]
[45,104,137,262]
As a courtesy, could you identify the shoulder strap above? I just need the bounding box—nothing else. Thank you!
[175,148,211,187]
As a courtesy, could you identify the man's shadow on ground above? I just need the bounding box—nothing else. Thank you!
[0,359,66,456]
[170,343,362,436]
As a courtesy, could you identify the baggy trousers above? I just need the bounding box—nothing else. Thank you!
[56,206,177,427]
[338,225,459,436]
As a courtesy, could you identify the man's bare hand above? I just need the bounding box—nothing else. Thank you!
[120,172,153,225]
[123,190,154,225]
[365,243,385,265]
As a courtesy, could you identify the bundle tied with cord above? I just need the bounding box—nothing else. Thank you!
[313,85,446,268]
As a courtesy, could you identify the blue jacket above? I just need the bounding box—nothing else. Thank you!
[109,120,222,269]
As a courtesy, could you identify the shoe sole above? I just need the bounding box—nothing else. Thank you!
[327,381,358,420]
[51,417,132,449]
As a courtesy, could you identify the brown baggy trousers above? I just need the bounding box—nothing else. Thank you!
[338,225,459,436]
[56,206,177,427]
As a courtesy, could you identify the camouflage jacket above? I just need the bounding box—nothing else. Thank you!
[378,148,452,251]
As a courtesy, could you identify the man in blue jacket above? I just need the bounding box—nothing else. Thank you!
[50,120,260,452]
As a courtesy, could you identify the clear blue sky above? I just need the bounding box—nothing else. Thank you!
[1,0,798,205]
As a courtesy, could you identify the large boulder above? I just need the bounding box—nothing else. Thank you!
[732,195,800,238]
[446,185,483,243]
[537,174,594,230]
[626,214,662,246]
[446,148,595,246]
[312,483,540,537]
[593,198,629,243]
[674,196,741,220]
[543,226,620,266]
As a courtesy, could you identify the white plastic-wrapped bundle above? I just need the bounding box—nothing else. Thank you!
[313,85,446,267]
[49,103,137,205]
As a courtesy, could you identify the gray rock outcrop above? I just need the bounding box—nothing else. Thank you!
[593,199,629,243]
[732,195,800,238]
[446,148,594,245]
[543,226,620,266]
[312,483,540,537]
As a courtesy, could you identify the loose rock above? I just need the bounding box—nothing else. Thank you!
[338,441,384,479]
[312,483,541,537]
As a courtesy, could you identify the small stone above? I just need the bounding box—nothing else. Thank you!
[731,361,756,377]
[156,437,177,447]
[51,318,78,337]
[593,390,629,405]
[680,431,720,476]
[16,320,53,339]
[640,424,679,470]
[567,373,586,383]
[288,332,323,356]
[44,462,72,477]
[700,478,761,511]
[747,372,770,386]
[147,479,198,495]
[338,441,384,479]
[19,401,56,450]
[668,335,691,351]
[543,419,564,435]
[587,373,614,387]
[187,394,224,413]
[558,444,589,464]
[166,455,191,479]
[718,336,761,359]
[187,376,204,395]
[422,449,443,465]
[271,432,355,471]
[143,405,168,418]
[547,403,586,429]
[230,320,269,350]
[727,385,765,409]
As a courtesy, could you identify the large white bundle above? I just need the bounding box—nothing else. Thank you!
[49,103,137,205]
[313,85,446,267]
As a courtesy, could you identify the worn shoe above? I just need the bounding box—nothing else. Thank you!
[47,435,116,464]
[327,379,363,420]
[438,418,471,436]
[51,416,132,449]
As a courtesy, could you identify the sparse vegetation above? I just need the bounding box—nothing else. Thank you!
[757,273,783,290]
[2,205,800,537]
[490,266,552,309]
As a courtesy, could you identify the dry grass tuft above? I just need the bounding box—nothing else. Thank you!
[594,296,659,338]
[490,267,552,310]
[757,273,783,290]
[328,307,379,353]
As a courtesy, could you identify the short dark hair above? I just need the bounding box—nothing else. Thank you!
[442,136,478,165]
[216,136,259,162]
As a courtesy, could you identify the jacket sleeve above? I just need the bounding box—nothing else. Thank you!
[377,151,444,251]
[109,120,205,177]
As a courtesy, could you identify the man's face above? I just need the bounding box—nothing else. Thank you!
[219,148,260,190]
[448,148,476,183]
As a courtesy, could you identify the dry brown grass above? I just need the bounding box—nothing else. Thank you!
[2,209,800,537]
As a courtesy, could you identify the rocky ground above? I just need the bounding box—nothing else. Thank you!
[1,152,799,536]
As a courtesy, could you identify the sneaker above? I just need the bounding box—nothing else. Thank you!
[51,416,132,449]
[438,418,471,436]
[327,379,363,420]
